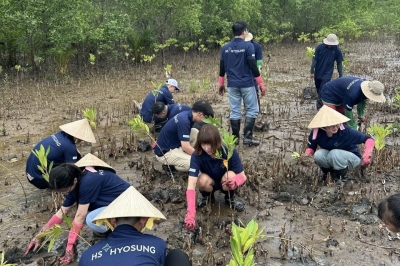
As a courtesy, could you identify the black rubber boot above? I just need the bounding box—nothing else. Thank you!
[333,168,348,185]
[197,190,215,208]
[320,167,333,181]
[230,120,241,145]
[243,117,259,146]
[224,190,245,212]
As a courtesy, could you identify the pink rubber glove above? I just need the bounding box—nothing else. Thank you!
[255,76,266,96]
[222,173,246,190]
[184,189,196,231]
[60,221,84,265]
[25,214,63,255]
[218,76,225,96]
[304,148,315,156]
[361,138,374,167]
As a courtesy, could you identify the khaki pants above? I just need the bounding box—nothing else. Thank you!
[156,128,198,171]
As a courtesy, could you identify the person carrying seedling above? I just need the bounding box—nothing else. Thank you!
[25,118,96,189]
[79,186,190,266]
[184,124,247,231]
[310,33,343,110]
[25,153,130,264]
[218,21,266,146]
[378,194,400,233]
[139,79,181,123]
[151,102,191,132]
[153,100,214,172]
[321,76,386,129]
[299,106,375,185]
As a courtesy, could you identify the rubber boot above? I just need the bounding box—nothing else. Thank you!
[197,190,215,208]
[243,117,259,146]
[224,190,245,212]
[230,119,240,145]
[333,168,348,185]
[320,167,333,181]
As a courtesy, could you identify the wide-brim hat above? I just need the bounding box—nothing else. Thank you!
[245,32,253,42]
[93,186,166,223]
[59,119,96,143]
[75,153,115,172]
[323,34,339,45]
[361,80,385,103]
[166,78,181,91]
[307,105,350,129]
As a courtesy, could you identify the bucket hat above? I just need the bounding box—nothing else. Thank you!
[93,186,166,231]
[75,153,115,172]
[361,80,385,103]
[323,34,339,46]
[245,32,253,42]
[308,105,350,129]
[166,79,181,91]
[59,119,96,143]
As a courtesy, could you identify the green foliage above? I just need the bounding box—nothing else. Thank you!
[227,220,264,266]
[297,32,310,43]
[291,152,300,159]
[82,108,97,129]
[367,124,392,151]
[0,251,17,266]
[51,48,77,76]
[32,144,53,182]
[89,53,96,65]
[306,47,315,61]
[164,64,172,73]
[36,225,64,252]
[128,115,150,138]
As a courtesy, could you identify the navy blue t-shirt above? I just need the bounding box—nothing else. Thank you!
[313,43,343,80]
[140,86,174,119]
[153,111,193,157]
[63,169,130,211]
[321,76,367,111]
[167,104,191,120]
[26,131,80,179]
[307,126,370,158]
[220,38,256,88]
[189,148,243,181]
[79,224,166,266]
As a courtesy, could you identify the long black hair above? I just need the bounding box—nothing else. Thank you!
[49,163,83,191]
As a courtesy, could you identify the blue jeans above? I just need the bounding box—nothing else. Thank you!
[314,149,361,170]
[85,207,109,233]
[228,86,259,119]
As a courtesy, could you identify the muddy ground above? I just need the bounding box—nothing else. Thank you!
[1,37,400,266]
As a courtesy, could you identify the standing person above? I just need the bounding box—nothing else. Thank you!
[184,124,247,231]
[151,102,191,132]
[25,119,96,189]
[139,79,181,123]
[79,186,191,266]
[218,21,266,146]
[310,33,343,110]
[321,76,385,129]
[153,100,214,172]
[299,106,374,185]
[245,32,263,104]
[25,153,130,265]
[378,194,400,233]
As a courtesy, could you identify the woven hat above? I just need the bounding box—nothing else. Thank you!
[93,186,166,230]
[307,105,350,129]
[59,119,96,143]
[166,79,181,91]
[361,80,385,103]
[245,32,253,42]
[323,34,339,45]
[75,153,114,172]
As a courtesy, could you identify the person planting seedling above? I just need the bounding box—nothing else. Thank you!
[184,124,247,231]
[299,106,375,185]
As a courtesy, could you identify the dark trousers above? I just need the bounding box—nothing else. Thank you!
[165,249,191,266]
[314,78,330,110]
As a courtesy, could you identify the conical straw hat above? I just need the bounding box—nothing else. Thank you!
[93,186,166,222]
[75,153,114,172]
[59,119,96,143]
[307,105,350,129]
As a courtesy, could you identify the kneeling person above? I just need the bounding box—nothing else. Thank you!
[184,124,246,231]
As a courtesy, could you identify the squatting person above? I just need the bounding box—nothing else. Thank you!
[151,102,191,132]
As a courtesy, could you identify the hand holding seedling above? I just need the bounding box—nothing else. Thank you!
[361,138,375,167]
[222,173,246,190]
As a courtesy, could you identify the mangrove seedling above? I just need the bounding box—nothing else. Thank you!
[306,47,315,61]
[367,123,392,151]
[82,108,97,129]
[227,219,265,266]
[128,115,175,181]
[291,152,300,159]
[32,144,53,182]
